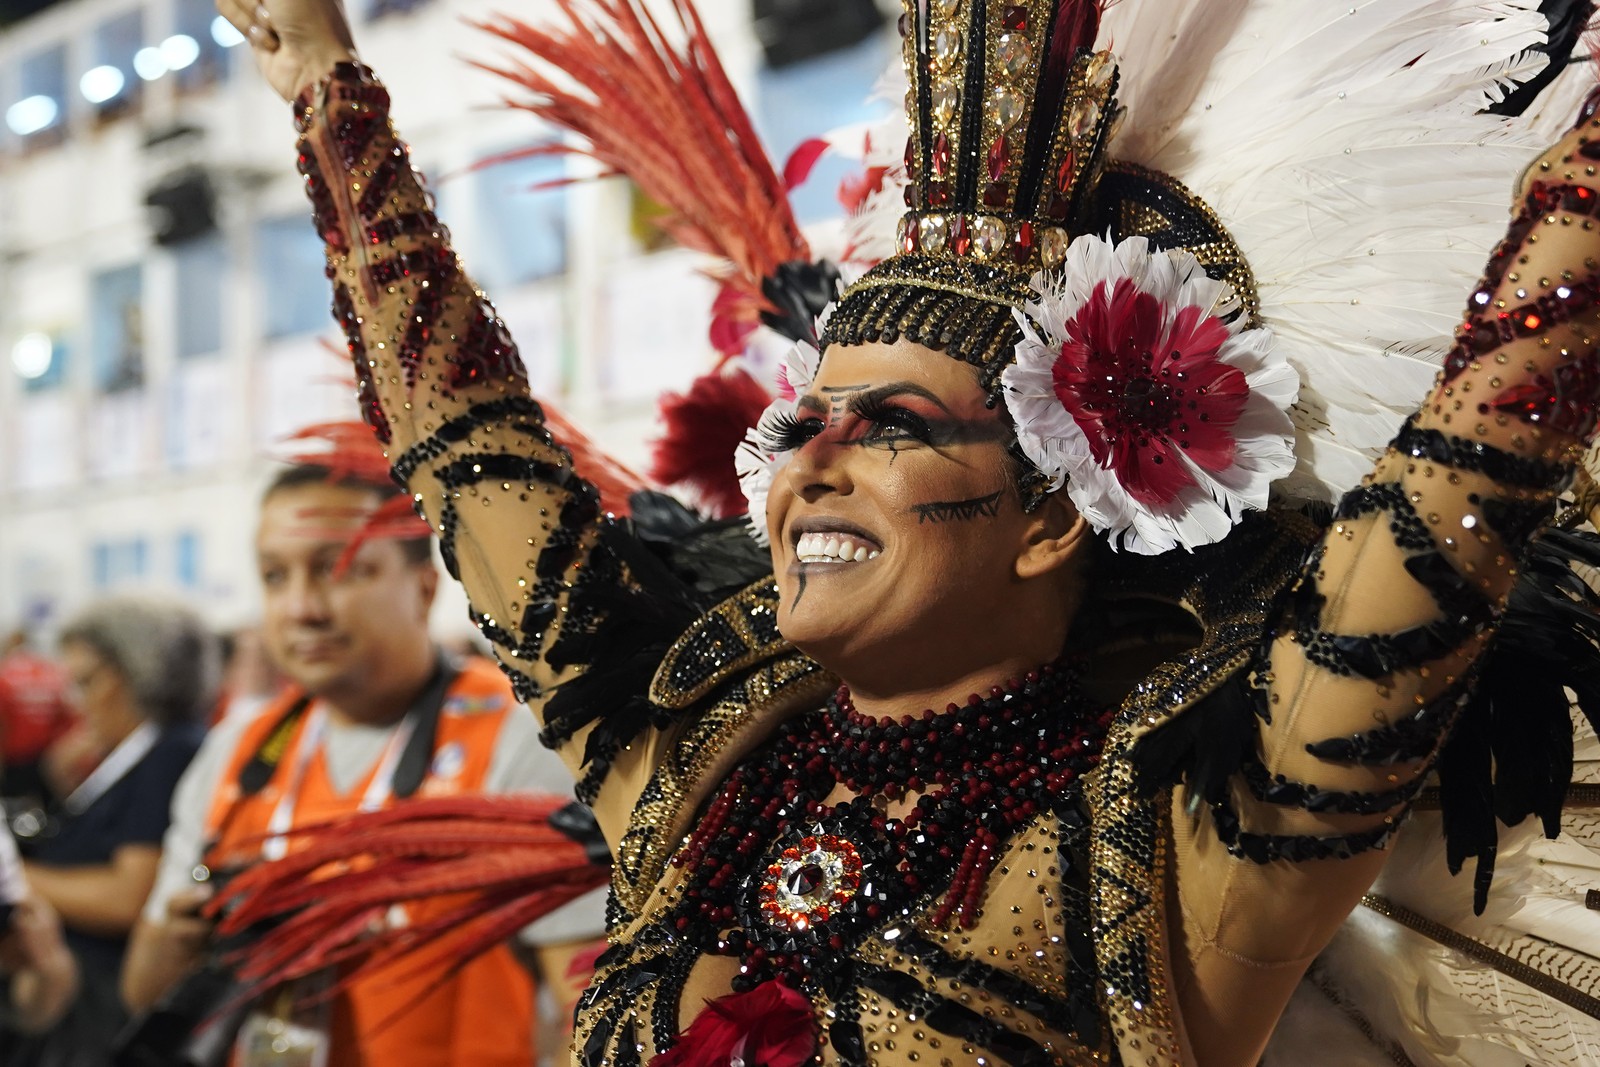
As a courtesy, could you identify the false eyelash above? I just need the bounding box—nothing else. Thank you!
[755,407,821,453]
[850,395,933,442]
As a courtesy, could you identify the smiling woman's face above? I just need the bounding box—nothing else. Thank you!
[765,339,1080,695]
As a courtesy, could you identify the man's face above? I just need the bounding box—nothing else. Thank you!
[255,481,436,700]
[765,339,1049,691]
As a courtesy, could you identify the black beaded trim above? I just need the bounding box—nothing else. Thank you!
[1392,417,1568,490]
[1335,482,1433,550]
[1305,682,1470,765]
[389,397,548,483]
[1240,757,1427,816]
[854,963,1055,1064]
[1293,616,1481,679]
[828,987,866,1062]
[431,452,573,494]
[650,951,695,1054]
[898,933,1094,1041]
[1211,793,1396,864]
[1481,495,1556,546]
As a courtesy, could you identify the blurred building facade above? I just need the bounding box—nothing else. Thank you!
[0,0,896,637]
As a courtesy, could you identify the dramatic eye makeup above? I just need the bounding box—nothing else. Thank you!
[759,382,1010,455]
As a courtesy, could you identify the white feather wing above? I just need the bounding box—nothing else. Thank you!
[1098,0,1590,501]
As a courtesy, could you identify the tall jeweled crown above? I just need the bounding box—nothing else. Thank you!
[823,0,1257,395]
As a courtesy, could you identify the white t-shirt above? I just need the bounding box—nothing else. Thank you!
[144,696,608,945]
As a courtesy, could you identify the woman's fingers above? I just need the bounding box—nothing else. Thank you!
[216,0,279,51]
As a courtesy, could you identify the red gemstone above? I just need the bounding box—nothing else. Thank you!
[952,215,972,254]
[1011,220,1036,263]
[904,183,919,208]
[927,181,952,208]
[1054,151,1076,193]
[932,132,951,179]
[987,135,1009,182]
[1002,5,1028,31]
[904,222,920,254]
[1047,193,1071,220]
[904,137,915,174]
[983,181,1011,208]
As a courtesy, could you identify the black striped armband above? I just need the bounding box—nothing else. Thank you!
[1392,417,1568,491]
[1211,792,1397,864]
[389,396,550,484]
[1241,757,1428,816]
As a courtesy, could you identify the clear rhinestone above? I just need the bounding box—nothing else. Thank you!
[986,86,1024,130]
[1086,50,1115,88]
[973,216,1007,259]
[1040,227,1070,268]
[995,34,1032,80]
[933,25,963,69]
[932,0,960,16]
[1068,96,1101,138]
[919,214,950,254]
[932,80,960,127]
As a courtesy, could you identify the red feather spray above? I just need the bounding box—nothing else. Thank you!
[473,0,813,361]
[210,794,609,1016]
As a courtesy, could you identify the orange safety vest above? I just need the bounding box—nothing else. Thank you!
[205,657,536,1067]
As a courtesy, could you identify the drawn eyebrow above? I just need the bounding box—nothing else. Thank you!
[800,381,959,417]
[845,382,956,418]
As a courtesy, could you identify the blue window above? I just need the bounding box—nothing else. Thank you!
[754,29,896,224]
[90,264,144,392]
[92,537,148,589]
[7,46,67,142]
[256,215,333,339]
[174,233,227,358]
[174,0,230,88]
[473,148,569,289]
[174,530,202,588]
[85,12,143,115]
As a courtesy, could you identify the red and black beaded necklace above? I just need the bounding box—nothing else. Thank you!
[667,660,1114,992]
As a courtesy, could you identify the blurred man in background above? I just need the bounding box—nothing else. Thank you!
[122,457,604,1067]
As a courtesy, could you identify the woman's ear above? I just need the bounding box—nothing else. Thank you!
[1015,492,1089,580]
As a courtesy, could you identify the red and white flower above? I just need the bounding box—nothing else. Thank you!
[1002,235,1298,554]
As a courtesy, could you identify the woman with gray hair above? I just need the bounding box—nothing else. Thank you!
[2,595,215,1066]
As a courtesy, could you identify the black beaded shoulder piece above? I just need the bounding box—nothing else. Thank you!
[612,577,838,922]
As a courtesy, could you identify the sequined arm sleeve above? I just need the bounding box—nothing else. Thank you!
[1165,119,1600,1061]
[293,64,694,824]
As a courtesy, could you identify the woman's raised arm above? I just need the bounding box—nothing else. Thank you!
[222,0,690,840]
[1168,114,1600,1063]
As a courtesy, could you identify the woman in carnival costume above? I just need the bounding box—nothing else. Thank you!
[207,0,1600,1062]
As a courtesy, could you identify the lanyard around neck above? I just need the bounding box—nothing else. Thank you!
[260,704,419,861]
[62,721,160,816]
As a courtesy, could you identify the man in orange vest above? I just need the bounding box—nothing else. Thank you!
[122,460,605,1066]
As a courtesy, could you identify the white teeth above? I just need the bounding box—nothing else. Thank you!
[793,531,882,564]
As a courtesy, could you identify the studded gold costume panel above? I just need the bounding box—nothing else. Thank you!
[295,63,1600,1067]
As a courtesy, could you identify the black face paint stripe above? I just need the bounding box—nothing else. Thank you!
[911,490,1005,523]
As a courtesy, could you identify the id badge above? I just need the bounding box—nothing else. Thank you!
[236,977,332,1067]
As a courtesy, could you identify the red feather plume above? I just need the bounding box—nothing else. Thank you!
[210,794,609,1016]
[649,368,773,518]
[471,0,811,357]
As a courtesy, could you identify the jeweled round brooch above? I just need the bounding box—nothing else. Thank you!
[758,834,861,932]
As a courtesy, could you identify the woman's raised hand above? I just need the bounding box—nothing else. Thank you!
[216,0,357,103]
